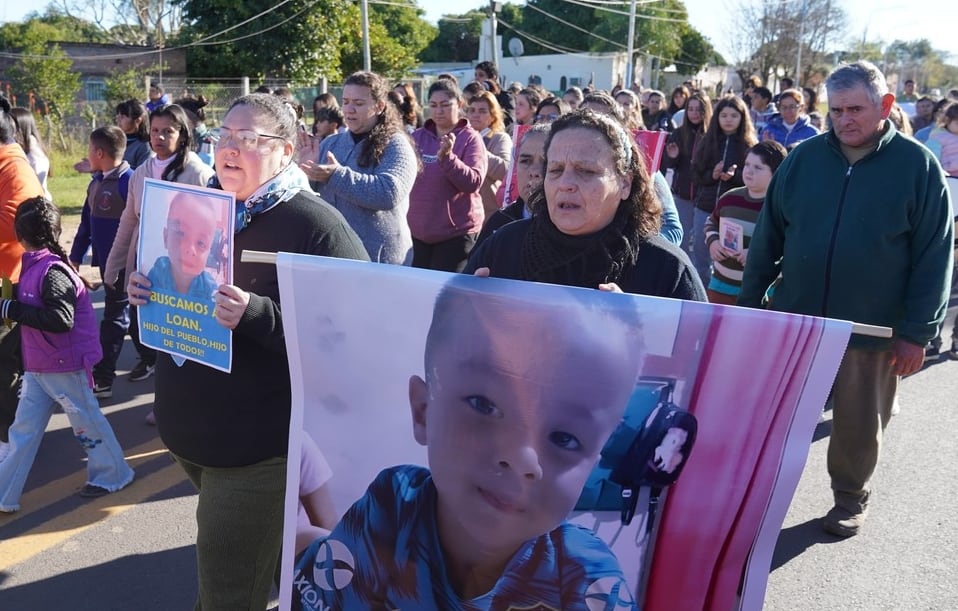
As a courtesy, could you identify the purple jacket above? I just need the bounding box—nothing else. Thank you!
[18,249,102,374]
[408,118,487,243]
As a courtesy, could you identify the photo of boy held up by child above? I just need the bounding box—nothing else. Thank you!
[289,274,652,611]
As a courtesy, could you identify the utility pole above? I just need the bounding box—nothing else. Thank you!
[361,0,371,71]
[795,0,807,83]
[625,0,637,88]
[490,1,501,66]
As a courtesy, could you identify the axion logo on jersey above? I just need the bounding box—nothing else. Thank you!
[584,576,636,611]
[312,539,356,591]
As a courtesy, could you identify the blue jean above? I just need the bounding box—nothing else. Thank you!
[691,208,713,288]
[0,371,134,511]
[673,195,695,255]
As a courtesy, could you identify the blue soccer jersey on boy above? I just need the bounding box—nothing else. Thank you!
[293,465,636,611]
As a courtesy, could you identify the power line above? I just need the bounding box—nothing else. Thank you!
[524,2,626,50]
[497,17,592,55]
[0,0,311,61]
[565,0,689,16]
[555,0,688,22]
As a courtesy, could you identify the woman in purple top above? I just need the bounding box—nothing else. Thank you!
[408,79,488,272]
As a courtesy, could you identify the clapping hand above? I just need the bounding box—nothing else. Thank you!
[300,151,340,184]
[438,133,455,161]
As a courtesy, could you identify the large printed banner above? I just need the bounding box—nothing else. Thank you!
[137,179,235,371]
[276,255,851,611]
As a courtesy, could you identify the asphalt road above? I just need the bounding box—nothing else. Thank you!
[1,289,956,611]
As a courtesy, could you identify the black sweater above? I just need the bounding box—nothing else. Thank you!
[155,191,369,467]
[464,218,706,302]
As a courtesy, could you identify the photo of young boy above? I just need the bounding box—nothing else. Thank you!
[147,191,224,299]
[135,180,234,371]
[292,274,644,610]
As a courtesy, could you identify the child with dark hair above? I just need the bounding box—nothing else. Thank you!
[704,140,787,304]
[104,104,214,411]
[312,106,344,140]
[9,108,51,199]
[69,126,135,399]
[0,197,134,512]
[174,93,213,155]
[293,275,643,610]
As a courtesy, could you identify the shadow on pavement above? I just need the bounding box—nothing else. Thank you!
[771,518,848,571]
[0,545,197,611]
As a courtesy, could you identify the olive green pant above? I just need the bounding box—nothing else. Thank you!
[827,348,898,511]
[173,453,287,611]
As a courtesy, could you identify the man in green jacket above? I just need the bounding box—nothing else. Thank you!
[739,61,954,537]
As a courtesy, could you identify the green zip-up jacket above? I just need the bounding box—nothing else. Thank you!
[739,122,954,350]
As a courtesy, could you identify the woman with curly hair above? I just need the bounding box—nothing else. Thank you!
[301,71,418,265]
[465,109,705,302]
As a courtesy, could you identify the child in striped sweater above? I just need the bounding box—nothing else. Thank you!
[704,140,787,305]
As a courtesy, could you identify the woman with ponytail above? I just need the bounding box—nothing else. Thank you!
[104,104,214,405]
[0,197,134,512]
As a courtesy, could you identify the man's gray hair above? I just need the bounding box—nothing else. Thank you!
[826,61,888,107]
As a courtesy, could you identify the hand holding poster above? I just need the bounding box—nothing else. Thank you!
[276,256,852,611]
[136,179,235,371]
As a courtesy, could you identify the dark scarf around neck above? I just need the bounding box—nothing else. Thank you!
[518,202,639,288]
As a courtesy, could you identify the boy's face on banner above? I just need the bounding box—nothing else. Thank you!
[409,298,637,557]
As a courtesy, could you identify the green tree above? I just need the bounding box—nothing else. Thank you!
[8,36,81,130]
[420,10,487,63]
[340,0,436,77]
[675,25,724,75]
[176,0,354,83]
[105,65,154,104]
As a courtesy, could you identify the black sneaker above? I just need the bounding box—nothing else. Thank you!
[129,361,155,382]
[948,344,958,361]
[78,484,111,498]
[925,344,941,360]
[93,383,113,399]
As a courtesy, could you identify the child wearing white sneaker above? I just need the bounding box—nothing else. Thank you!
[0,197,134,512]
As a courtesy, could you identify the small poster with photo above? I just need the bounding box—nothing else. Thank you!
[720,217,745,254]
[136,179,235,372]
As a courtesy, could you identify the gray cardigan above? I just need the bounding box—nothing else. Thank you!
[314,131,417,265]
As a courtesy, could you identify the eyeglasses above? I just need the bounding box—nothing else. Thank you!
[779,104,801,111]
[214,127,286,151]
[535,113,560,123]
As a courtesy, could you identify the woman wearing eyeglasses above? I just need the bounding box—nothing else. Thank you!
[409,79,487,272]
[125,93,368,611]
[466,90,513,218]
[759,88,819,147]
[534,95,570,125]
[104,104,214,397]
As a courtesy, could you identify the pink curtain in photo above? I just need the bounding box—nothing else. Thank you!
[643,305,829,610]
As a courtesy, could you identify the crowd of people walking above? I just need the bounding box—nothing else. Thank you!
[0,57,954,610]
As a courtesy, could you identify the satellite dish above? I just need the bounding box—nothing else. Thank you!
[508,38,524,58]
